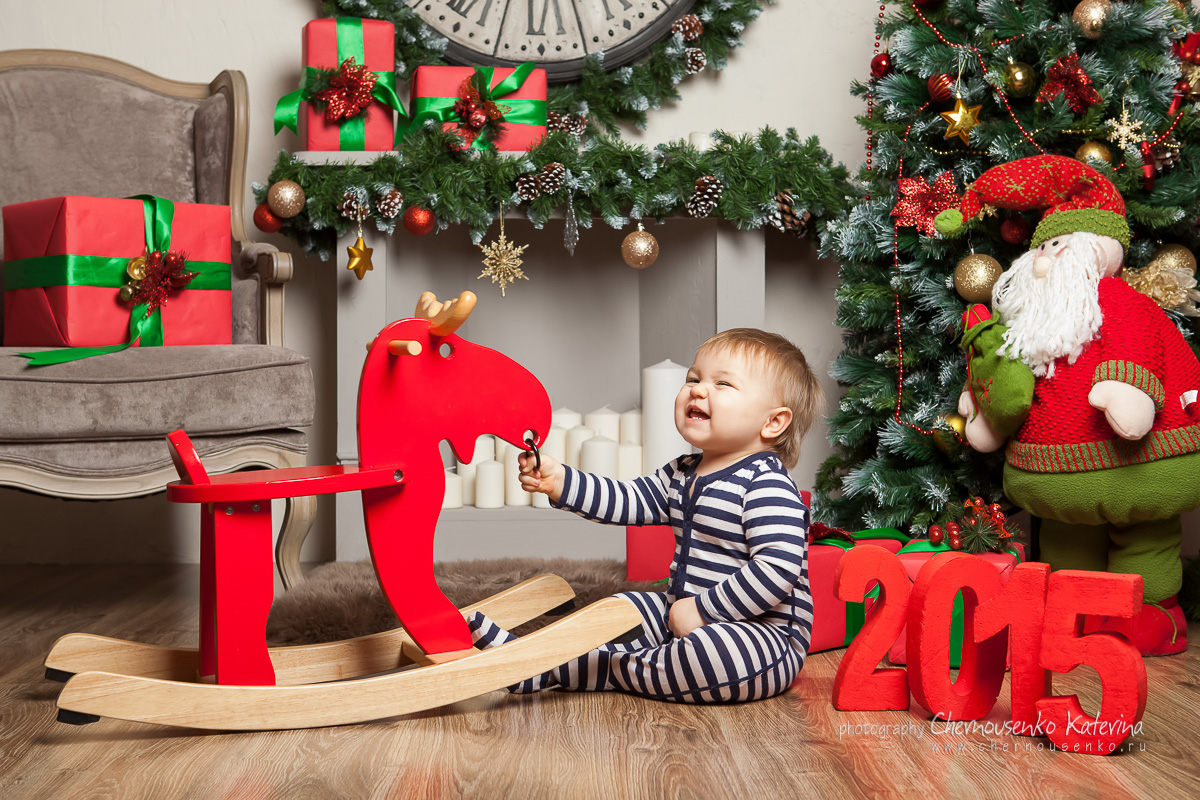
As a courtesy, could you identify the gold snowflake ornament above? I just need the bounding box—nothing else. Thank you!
[477,217,528,296]
[1104,107,1146,150]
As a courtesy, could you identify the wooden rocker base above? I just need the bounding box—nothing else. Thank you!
[55,595,643,731]
[45,574,575,686]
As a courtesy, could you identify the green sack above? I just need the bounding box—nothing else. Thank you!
[959,305,1035,438]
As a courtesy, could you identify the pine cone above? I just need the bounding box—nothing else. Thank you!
[774,191,812,238]
[695,175,723,201]
[339,191,365,220]
[672,13,704,42]
[685,48,707,76]
[686,176,722,218]
[539,162,566,194]
[564,114,588,137]
[546,110,563,131]
[1152,141,1181,174]
[376,189,403,219]
[685,194,717,218]
[516,173,542,201]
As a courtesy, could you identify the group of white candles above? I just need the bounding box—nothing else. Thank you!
[442,359,693,510]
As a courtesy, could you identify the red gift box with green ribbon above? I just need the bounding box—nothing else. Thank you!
[875,540,1025,668]
[808,527,911,654]
[2,195,231,365]
[407,64,547,152]
[274,17,404,151]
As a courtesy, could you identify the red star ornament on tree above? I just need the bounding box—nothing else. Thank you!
[1035,53,1103,115]
[891,171,962,237]
[313,57,378,123]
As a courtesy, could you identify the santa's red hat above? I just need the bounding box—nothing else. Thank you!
[934,154,1129,250]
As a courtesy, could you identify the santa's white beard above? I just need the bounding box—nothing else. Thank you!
[991,233,1106,378]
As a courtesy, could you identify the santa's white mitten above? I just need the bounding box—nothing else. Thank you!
[958,391,1007,452]
[1088,381,1156,440]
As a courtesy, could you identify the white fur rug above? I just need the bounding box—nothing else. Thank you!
[267,558,660,645]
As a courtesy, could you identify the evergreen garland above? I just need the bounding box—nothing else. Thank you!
[254,126,854,260]
[816,0,1200,536]
[321,0,772,134]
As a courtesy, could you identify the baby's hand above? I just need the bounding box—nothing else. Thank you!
[668,597,705,639]
[518,450,565,502]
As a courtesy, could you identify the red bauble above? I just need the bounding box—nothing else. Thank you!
[1001,217,1031,245]
[928,74,954,103]
[467,108,489,130]
[913,0,945,8]
[948,535,963,551]
[929,525,944,545]
[404,206,435,236]
[871,52,894,79]
[945,520,961,536]
[253,202,283,233]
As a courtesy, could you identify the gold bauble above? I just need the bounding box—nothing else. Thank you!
[1075,140,1112,166]
[622,224,659,269]
[1004,61,1036,98]
[1073,0,1111,40]
[954,253,1003,303]
[1149,243,1198,275]
[267,180,306,219]
[933,413,967,454]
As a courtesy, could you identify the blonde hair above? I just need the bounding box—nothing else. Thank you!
[697,328,824,469]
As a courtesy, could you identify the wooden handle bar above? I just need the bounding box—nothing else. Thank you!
[365,339,423,356]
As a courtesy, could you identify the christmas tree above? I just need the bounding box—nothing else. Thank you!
[815,0,1200,535]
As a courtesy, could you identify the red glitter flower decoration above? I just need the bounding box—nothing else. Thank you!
[451,75,509,144]
[128,250,196,313]
[1035,54,1103,115]
[313,57,378,123]
[891,171,961,236]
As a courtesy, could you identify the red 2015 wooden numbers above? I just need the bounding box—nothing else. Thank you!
[832,548,1147,755]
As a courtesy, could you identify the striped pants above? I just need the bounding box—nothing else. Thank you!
[466,591,803,704]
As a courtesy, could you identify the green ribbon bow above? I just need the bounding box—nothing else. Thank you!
[273,17,406,150]
[10,195,230,367]
[399,62,547,151]
[815,528,910,645]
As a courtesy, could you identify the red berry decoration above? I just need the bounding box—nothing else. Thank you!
[945,520,961,536]
[253,202,283,233]
[871,52,894,79]
[928,525,944,545]
[467,108,489,130]
[1001,217,1031,245]
[928,74,954,103]
[948,535,963,551]
[403,206,436,236]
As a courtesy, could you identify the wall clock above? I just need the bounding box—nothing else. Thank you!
[408,1,698,82]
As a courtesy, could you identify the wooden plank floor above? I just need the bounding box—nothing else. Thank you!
[2,565,1198,800]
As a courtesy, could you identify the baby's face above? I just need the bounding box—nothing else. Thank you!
[675,347,782,456]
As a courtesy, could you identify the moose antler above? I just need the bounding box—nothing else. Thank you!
[414,291,477,337]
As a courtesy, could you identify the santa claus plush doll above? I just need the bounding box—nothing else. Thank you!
[938,154,1198,656]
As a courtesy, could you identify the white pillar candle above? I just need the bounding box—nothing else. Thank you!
[503,443,531,506]
[541,425,567,466]
[456,434,497,506]
[565,424,594,469]
[474,460,504,509]
[532,491,551,509]
[580,435,619,478]
[551,407,582,431]
[620,408,642,445]
[642,359,690,472]
[442,469,463,509]
[689,131,714,151]
[584,406,621,441]
[619,443,643,480]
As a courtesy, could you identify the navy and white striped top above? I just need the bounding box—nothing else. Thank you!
[553,451,813,658]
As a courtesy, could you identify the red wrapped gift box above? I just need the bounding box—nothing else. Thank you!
[3,196,231,348]
[409,65,547,152]
[300,18,397,151]
[626,491,814,582]
[881,542,1025,668]
[808,528,910,654]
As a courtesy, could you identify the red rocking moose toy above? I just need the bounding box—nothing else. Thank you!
[44,291,642,730]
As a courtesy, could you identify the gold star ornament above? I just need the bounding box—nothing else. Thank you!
[477,216,529,296]
[940,97,983,145]
[346,235,374,280]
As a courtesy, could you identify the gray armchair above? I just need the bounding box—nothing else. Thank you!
[0,50,316,588]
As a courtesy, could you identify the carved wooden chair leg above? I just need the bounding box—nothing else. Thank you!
[276,494,317,589]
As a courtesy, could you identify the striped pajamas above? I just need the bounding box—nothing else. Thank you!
[467,452,813,704]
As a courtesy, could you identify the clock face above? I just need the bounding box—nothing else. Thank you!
[409,0,698,82]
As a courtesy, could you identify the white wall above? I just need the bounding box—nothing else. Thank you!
[4,2,1193,563]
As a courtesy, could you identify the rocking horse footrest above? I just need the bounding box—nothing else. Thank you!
[166,464,406,503]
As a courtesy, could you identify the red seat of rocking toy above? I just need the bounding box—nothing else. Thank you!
[165,430,405,503]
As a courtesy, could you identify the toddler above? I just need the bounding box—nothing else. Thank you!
[467,328,823,703]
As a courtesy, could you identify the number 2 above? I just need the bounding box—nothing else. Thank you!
[832,546,911,711]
